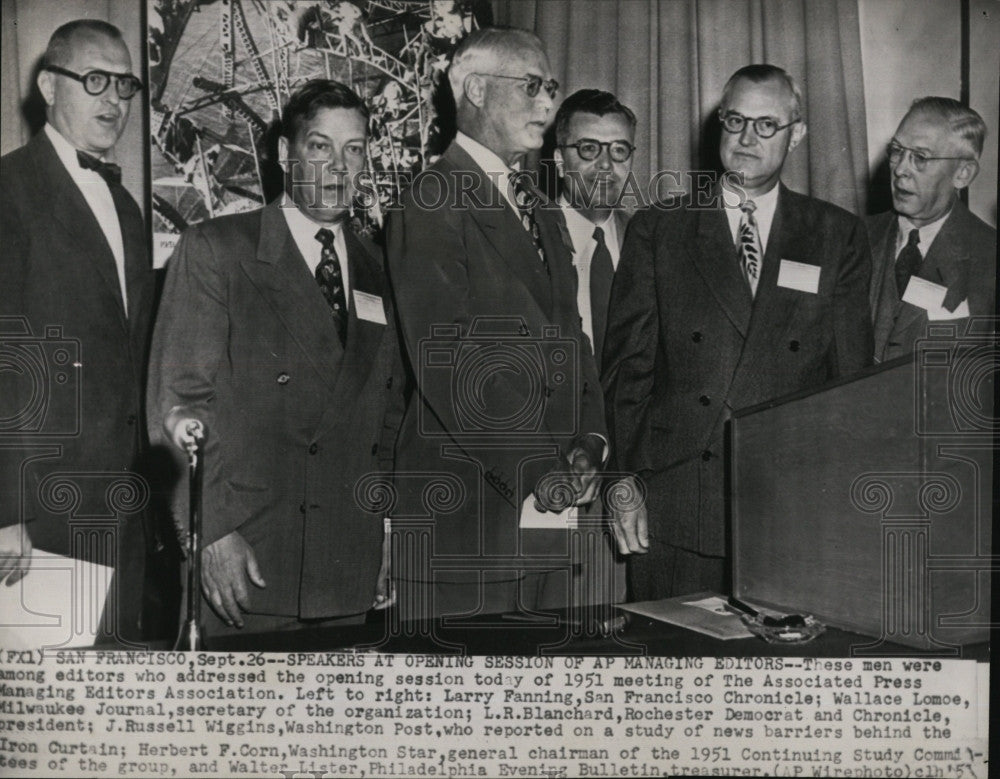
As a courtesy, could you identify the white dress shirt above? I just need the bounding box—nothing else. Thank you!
[280,198,351,309]
[45,123,127,314]
[558,197,621,344]
[725,181,780,256]
[454,131,519,210]
[895,209,950,260]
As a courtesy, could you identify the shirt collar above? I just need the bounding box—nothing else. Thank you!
[558,195,616,252]
[897,208,951,254]
[455,131,517,177]
[280,195,344,250]
[45,123,107,180]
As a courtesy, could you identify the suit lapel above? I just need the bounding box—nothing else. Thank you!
[920,207,971,312]
[441,145,553,315]
[690,206,752,338]
[34,134,128,328]
[241,203,344,390]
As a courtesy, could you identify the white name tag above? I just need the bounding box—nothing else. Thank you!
[353,290,387,325]
[777,260,821,294]
[901,278,970,320]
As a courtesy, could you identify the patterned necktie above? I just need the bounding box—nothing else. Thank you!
[738,199,762,297]
[510,174,549,272]
[77,150,122,185]
[314,228,348,346]
[894,228,922,298]
[589,225,615,367]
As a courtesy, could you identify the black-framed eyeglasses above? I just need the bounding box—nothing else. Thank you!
[45,65,144,100]
[474,72,559,99]
[719,110,800,139]
[887,141,973,173]
[559,139,635,163]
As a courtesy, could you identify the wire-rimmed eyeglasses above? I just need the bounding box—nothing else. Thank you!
[474,72,559,100]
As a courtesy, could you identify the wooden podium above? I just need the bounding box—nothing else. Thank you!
[731,320,995,653]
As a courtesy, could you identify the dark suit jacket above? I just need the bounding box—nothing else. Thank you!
[554,206,631,372]
[603,184,873,558]
[868,202,996,363]
[386,143,606,588]
[1,132,153,630]
[146,201,405,619]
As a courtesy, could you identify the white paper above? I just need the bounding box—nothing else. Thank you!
[777,259,821,293]
[518,494,578,528]
[0,550,112,650]
[353,290,387,324]
[901,275,948,310]
[927,297,971,320]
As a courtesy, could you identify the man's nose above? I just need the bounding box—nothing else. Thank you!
[595,148,613,170]
[738,122,757,146]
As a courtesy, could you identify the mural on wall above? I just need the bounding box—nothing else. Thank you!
[147,0,487,265]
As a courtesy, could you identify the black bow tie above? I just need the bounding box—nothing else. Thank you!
[77,150,122,185]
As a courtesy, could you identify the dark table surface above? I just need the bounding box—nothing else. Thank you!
[199,607,989,660]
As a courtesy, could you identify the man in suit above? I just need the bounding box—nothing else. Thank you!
[603,64,873,599]
[147,80,405,637]
[868,97,995,363]
[0,20,154,642]
[387,27,607,619]
[551,89,637,608]
[553,89,637,371]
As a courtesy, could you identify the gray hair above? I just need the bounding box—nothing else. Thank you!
[720,64,804,120]
[447,27,546,104]
[44,19,124,68]
[906,97,987,158]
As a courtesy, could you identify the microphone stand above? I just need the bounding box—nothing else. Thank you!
[174,433,205,651]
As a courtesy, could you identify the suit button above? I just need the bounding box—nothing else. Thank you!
[277,372,290,384]
[385,376,393,389]
[299,503,306,514]
[371,443,378,455]
[126,414,136,425]
[692,331,702,342]
[699,395,710,406]
[309,443,318,455]
[789,340,800,352]
[701,450,712,461]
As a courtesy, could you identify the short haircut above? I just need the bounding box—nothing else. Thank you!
[721,64,803,120]
[280,79,370,142]
[554,89,637,145]
[447,27,545,102]
[43,19,124,68]
[906,97,987,158]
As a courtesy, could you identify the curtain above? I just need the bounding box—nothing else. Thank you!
[493,0,870,215]
[0,0,146,212]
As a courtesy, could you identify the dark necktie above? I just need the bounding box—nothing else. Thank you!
[511,174,549,272]
[894,228,922,298]
[314,228,348,346]
[77,150,122,186]
[589,225,615,367]
[738,199,762,297]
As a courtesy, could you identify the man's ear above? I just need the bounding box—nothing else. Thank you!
[37,70,56,107]
[788,120,807,152]
[277,136,289,174]
[464,73,486,109]
[953,158,980,190]
[553,147,565,178]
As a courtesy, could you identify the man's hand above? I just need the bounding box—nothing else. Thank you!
[533,433,606,512]
[164,408,206,456]
[0,524,32,586]
[201,531,265,627]
[608,476,649,554]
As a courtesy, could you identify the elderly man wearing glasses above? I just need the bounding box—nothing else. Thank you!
[868,97,995,363]
[602,64,873,600]
[387,27,608,620]
[0,20,156,642]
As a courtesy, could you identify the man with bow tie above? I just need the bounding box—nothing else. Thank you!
[603,64,873,599]
[1,20,155,643]
[147,80,405,639]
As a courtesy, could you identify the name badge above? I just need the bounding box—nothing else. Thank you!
[777,260,821,294]
[353,290,387,325]
[519,495,578,529]
[903,278,970,320]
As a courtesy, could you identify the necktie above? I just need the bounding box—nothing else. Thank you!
[314,228,348,346]
[77,150,122,186]
[589,225,615,367]
[511,175,549,272]
[894,228,922,298]
[738,199,762,297]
